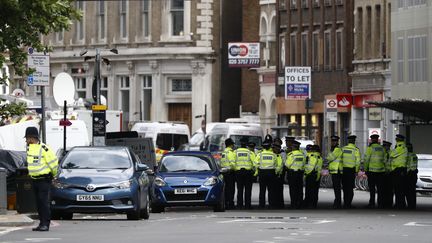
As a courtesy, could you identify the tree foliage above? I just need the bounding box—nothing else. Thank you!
[0,0,81,122]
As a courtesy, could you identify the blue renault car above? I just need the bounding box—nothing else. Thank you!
[51,146,152,220]
[151,151,225,212]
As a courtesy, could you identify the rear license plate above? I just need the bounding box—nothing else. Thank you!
[174,188,197,194]
[76,195,104,201]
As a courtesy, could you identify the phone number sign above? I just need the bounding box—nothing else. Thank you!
[228,42,260,68]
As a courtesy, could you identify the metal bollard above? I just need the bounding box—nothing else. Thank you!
[0,167,6,214]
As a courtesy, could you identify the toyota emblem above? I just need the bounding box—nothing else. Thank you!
[86,184,96,192]
[183,180,188,184]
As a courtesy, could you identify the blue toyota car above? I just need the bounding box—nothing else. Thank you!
[151,151,225,212]
[51,146,152,220]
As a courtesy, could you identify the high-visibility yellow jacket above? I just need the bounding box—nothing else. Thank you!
[363,143,385,173]
[285,149,306,171]
[407,152,418,172]
[390,141,408,170]
[305,152,323,181]
[220,147,236,170]
[275,153,283,175]
[384,149,391,173]
[254,148,277,170]
[27,143,59,178]
[327,146,343,174]
[234,147,255,170]
[341,143,361,172]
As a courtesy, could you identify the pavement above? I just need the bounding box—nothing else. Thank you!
[0,211,34,227]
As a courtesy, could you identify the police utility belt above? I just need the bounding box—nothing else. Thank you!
[31,174,53,180]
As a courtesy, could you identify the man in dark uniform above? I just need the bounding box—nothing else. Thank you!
[25,127,59,231]
[272,138,285,209]
[326,135,343,209]
[234,137,255,209]
[285,140,306,209]
[220,138,236,209]
[341,135,361,209]
[405,143,418,209]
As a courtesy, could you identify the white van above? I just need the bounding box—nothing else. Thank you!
[131,121,190,160]
[45,119,90,155]
[205,123,264,152]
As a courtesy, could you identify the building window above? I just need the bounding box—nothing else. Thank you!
[172,79,192,92]
[397,38,404,83]
[290,0,297,9]
[141,75,152,120]
[312,32,319,70]
[408,35,428,82]
[336,0,343,5]
[324,0,331,6]
[279,35,286,71]
[336,30,343,70]
[55,30,64,43]
[74,77,86,99]
[120,0,128,39]
[170,0,184,36]
[97,0,106,40]
[101,77,108,100]
[301,0,308,8]
[324,31,331,70]
[75,1,84,42]
[301,33,308,66]
[290,33,297,65]
[280,0,286,9]
[313,0,320,7]
[119,76,130,130]
[142,0,150,37]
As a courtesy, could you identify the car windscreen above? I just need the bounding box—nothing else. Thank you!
[190,132,204,145]
[418,158,432,169]
[207,134,226,152]
[61,148,132,169]
[156,133,189,151]
[159,155,213,172]
[230,135,262,147]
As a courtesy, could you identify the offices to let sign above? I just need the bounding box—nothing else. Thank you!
[284,66,311,100]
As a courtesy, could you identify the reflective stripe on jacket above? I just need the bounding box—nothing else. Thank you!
[285,150,306,171]
[254,149,277,169]
[341,143,361,172]
[390,141,408,170]
[27,143,59,178]
[327,147,343,174]
[234,148,255,170]
[407,152,418,172]
[221,147,236,170]
[364,143,385,173]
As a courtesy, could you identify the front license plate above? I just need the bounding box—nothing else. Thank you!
[76,195,104,201]
[174,188,197,194]
[424,183,432,188]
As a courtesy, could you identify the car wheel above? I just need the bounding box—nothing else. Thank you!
[140,193,150,220]
[127,199,141,220]
[51,211,60,220]
[54,212,72,220]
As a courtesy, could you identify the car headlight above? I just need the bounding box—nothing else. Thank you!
[154,177,166,187]
[112,180,132,189]
[204,176,218,186]
[52,179,70,189]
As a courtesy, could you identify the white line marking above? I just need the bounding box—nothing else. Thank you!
[0,227,22,237]
[404,222,432,227]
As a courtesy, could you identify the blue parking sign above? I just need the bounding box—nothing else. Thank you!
[27,75,33,85]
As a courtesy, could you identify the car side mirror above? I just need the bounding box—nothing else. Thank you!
[145,169,155,176]
[136,163,149,172]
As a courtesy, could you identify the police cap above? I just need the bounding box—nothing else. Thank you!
[273,137,283,146]
[312,144,320,151]
[382,140,392,146]
[330,135,340,141]
[347,135,357,140]
[24,126,39,139]
[292,140,301,146]
[396,134,405,140]
[225,138,235,147]
[285,136,295,141]
[370,134,379,139]
[305,144,313,151]
[247,142,256,148]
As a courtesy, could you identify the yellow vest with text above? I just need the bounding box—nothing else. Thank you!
[364,143,385,173]
[390,141,408,170]
[254,149,277,170]
[285,149,306,171]
[327,147,343,174]
[341,143,361,172]
[27,143,59,178]
[234,147,255,170]
[220,147,236,170]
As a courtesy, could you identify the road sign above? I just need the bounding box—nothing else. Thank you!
[326,99,338,122]
[59,119,72,127]
[27,49,50,86]
[285,66,311,100]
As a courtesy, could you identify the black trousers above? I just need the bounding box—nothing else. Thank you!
[258,169,276,208]
[304,172,320,208]
[272,170,285,209]
[342,167,356,207]
[32,178,52,227]
[392,167,407,209]
[367,172,384,207]
[235,169,253,208]
[405,170,418,209]
[287,170,304,209]
[331,173,343,207]
[381,173,394,209]
[223,171,236,208]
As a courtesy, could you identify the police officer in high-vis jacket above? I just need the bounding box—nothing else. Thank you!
[382,140,394,209]
[390,134,408,209]
[326,135,343,209]
[341,135,361,209]
[363,134,385,208]
[234,137,255,209]
[285,140,306,209]
[304,145,323,208]
[25,127,59,232]
[221,138,236,209]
